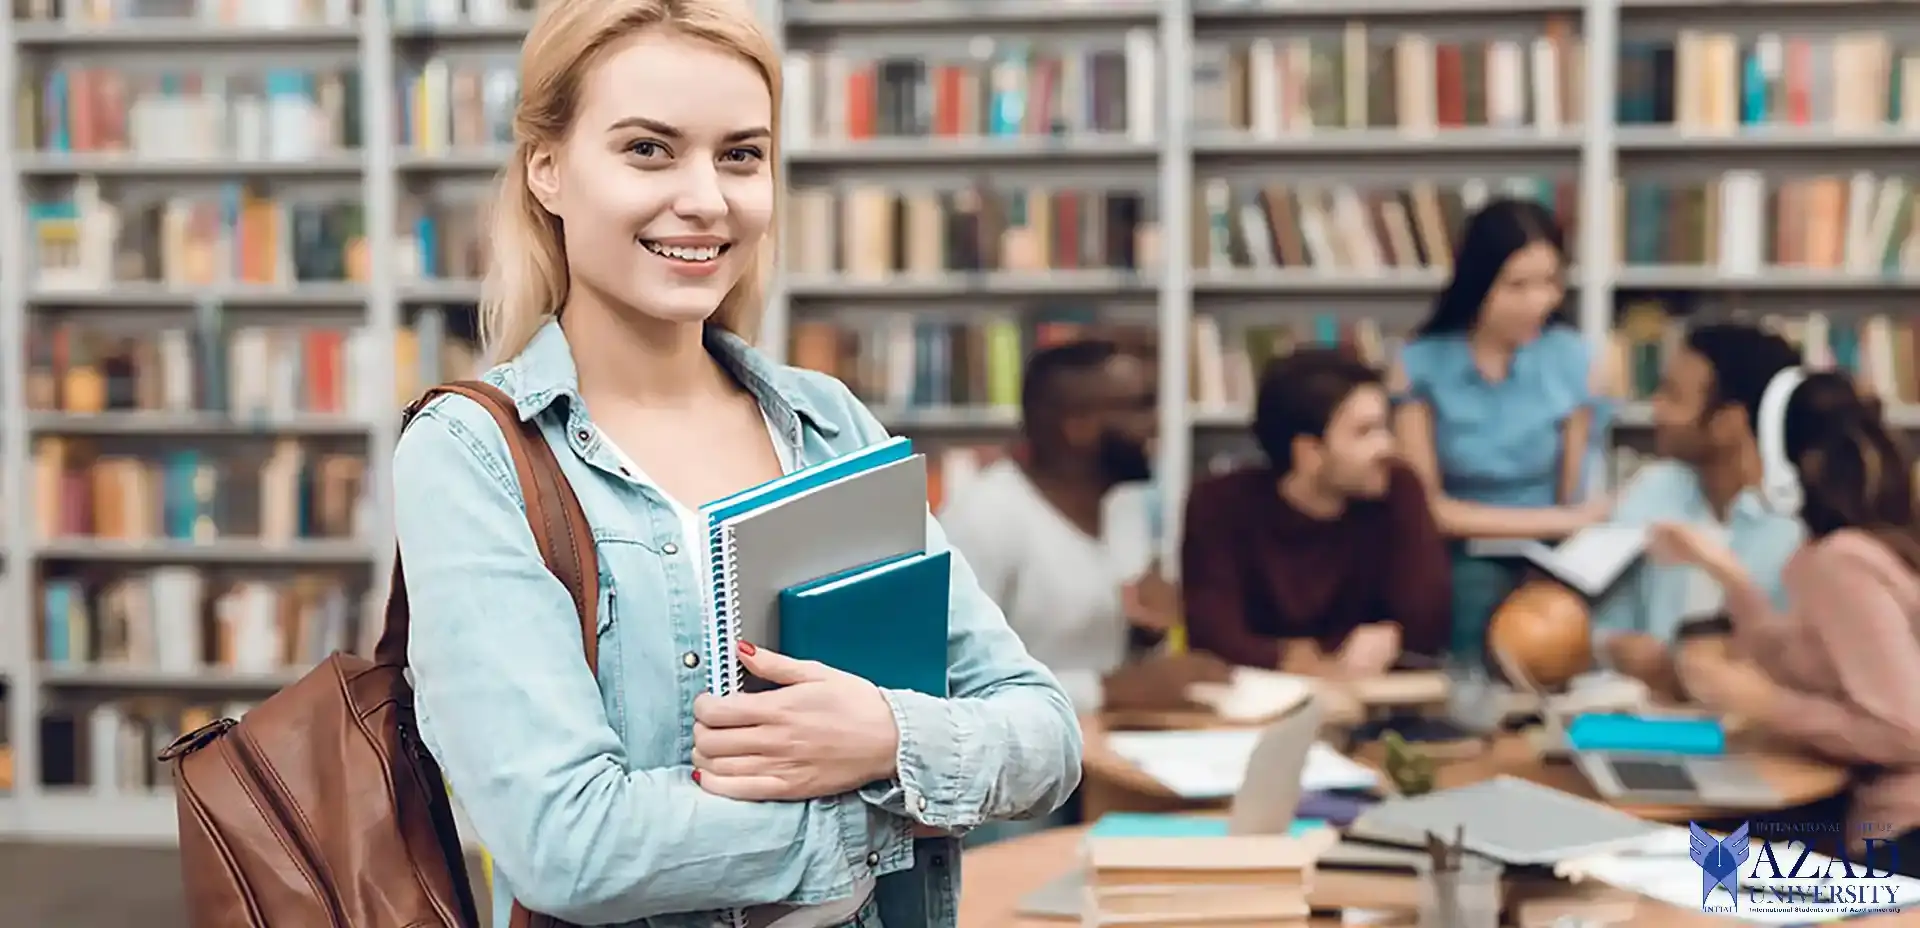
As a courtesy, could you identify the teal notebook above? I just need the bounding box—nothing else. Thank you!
[1566,714,1726,756]
[779,550,950,697]
[1088,812,1328,839]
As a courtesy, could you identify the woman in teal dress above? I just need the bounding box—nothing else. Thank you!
[1390,198,1616,660]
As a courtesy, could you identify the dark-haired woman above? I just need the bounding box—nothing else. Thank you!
[1389,198,1616,659]
[1650,372,1920,874]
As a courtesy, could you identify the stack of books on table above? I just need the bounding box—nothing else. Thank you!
[1082,814,1334,927]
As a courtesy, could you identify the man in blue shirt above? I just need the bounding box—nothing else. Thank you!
[1590,324,1806,698]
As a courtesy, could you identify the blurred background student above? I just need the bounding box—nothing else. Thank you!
[1585,324,1806,699]
[1649,372,1920,872]
[1389,198,1616,661]
[1182,349,1451,677]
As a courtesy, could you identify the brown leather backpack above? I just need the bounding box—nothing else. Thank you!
[158,382,591,928]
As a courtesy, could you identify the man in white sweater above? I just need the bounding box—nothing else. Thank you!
[940,340,1218,715]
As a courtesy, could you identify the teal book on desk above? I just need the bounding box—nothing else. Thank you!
[779,551,951,697]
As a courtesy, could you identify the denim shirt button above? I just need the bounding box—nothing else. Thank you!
[682,651,700,669]
[864,851,880,868]
[662,541,679,555]
[915,795,928,813]
[574,428,591,443]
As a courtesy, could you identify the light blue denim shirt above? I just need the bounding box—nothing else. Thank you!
[391,320,1083,928]
[1589,460,1804,647]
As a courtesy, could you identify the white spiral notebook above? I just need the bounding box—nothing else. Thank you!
[697,436,923,695]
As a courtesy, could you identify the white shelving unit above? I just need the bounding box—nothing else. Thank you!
[4,0,1918,843]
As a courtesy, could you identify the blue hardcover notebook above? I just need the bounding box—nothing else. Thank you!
[779,551,950,697]
[700,436,927,695]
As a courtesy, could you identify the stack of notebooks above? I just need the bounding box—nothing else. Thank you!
[692,437,950,926]
[1081,814,1334,927]
[698,434,951,697]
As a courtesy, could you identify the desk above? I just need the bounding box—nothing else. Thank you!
[1079,715,1851,823]
[960,826,1920,927]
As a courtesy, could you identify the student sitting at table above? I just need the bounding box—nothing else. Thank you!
[940,339,1227,717]
[1649,370,1920,872]
[1389,198,1613,661]
[1182,348,1452,676]
[1587,324,1806,700]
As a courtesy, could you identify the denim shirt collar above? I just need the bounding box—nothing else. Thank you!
[503,318,840,440]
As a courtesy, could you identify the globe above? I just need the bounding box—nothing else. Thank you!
[1486,578,1594,690]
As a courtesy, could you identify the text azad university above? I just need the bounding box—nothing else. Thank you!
[1734,829,1905,910]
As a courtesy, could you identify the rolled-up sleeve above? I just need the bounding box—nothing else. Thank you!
[396,398,871,924]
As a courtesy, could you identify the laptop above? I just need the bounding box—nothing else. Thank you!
[1494,644,1779,807]
[1018,698,1333,918]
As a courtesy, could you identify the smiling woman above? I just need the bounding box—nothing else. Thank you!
[393,3,1084,928]
[481,0,780,363]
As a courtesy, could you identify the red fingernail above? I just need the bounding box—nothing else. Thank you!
[692,770,702,783]
[738,640,757,656]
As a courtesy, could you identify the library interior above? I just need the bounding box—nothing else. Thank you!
[8,0,1920,926]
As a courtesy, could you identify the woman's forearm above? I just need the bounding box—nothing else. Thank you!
[1431,496,1591,540]
[1558,408,1593,504]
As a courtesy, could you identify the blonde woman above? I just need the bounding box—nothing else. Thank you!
[391,2,1083,926]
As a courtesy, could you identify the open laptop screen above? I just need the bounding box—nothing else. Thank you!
[1607,758,1697,793]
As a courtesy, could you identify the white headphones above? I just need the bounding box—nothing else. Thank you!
[1755,366,1806,515]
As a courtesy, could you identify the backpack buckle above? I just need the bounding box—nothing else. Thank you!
[157,717,237,762]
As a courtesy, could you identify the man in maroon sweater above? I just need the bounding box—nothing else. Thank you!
[1181,349,1453,674]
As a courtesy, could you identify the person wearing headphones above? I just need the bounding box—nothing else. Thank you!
[1649,369,1920,873]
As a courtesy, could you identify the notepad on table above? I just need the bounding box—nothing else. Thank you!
[1103,730,1379,800]
[699,436,935,695]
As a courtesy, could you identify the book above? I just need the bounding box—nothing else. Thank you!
[699,436,927,695]
[1468,524,1646,597]
[1088,813,1329,840]
[778,550,950,697]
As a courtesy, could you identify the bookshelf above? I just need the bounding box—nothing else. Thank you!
[7,0,1920,844]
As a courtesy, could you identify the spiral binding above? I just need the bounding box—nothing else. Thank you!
[706,519,744,696]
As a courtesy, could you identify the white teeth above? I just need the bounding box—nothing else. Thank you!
[642,241,723,262]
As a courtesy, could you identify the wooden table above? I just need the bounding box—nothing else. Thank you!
[1079,714,1851,823]
[960,826,1920,927]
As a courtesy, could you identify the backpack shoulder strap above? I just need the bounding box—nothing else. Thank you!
[376,381,600,675]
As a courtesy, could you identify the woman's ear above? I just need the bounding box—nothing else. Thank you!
[525,146,562,215]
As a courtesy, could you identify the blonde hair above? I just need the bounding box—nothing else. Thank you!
[481,0,781,362]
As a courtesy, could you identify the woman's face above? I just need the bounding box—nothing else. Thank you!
[526,29,775,325]
[1477,241,1564,346]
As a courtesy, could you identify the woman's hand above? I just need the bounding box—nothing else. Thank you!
[1677,647,1781,720]
[691,642,900,802]
[1573,494,1613,529]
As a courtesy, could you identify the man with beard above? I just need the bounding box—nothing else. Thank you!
[940,338,1221,720]
[1181,349,1452,674]
[1588,323,1806,699]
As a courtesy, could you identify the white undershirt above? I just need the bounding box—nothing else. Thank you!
[603,416,874,928]
[936,459,1153,715]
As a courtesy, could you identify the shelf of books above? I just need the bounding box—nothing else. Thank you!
[7,0,1920,842]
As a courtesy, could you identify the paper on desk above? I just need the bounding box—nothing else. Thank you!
[1555,825,1920,924]
[1104,729,1379,799]
[1186,667,1315,722]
